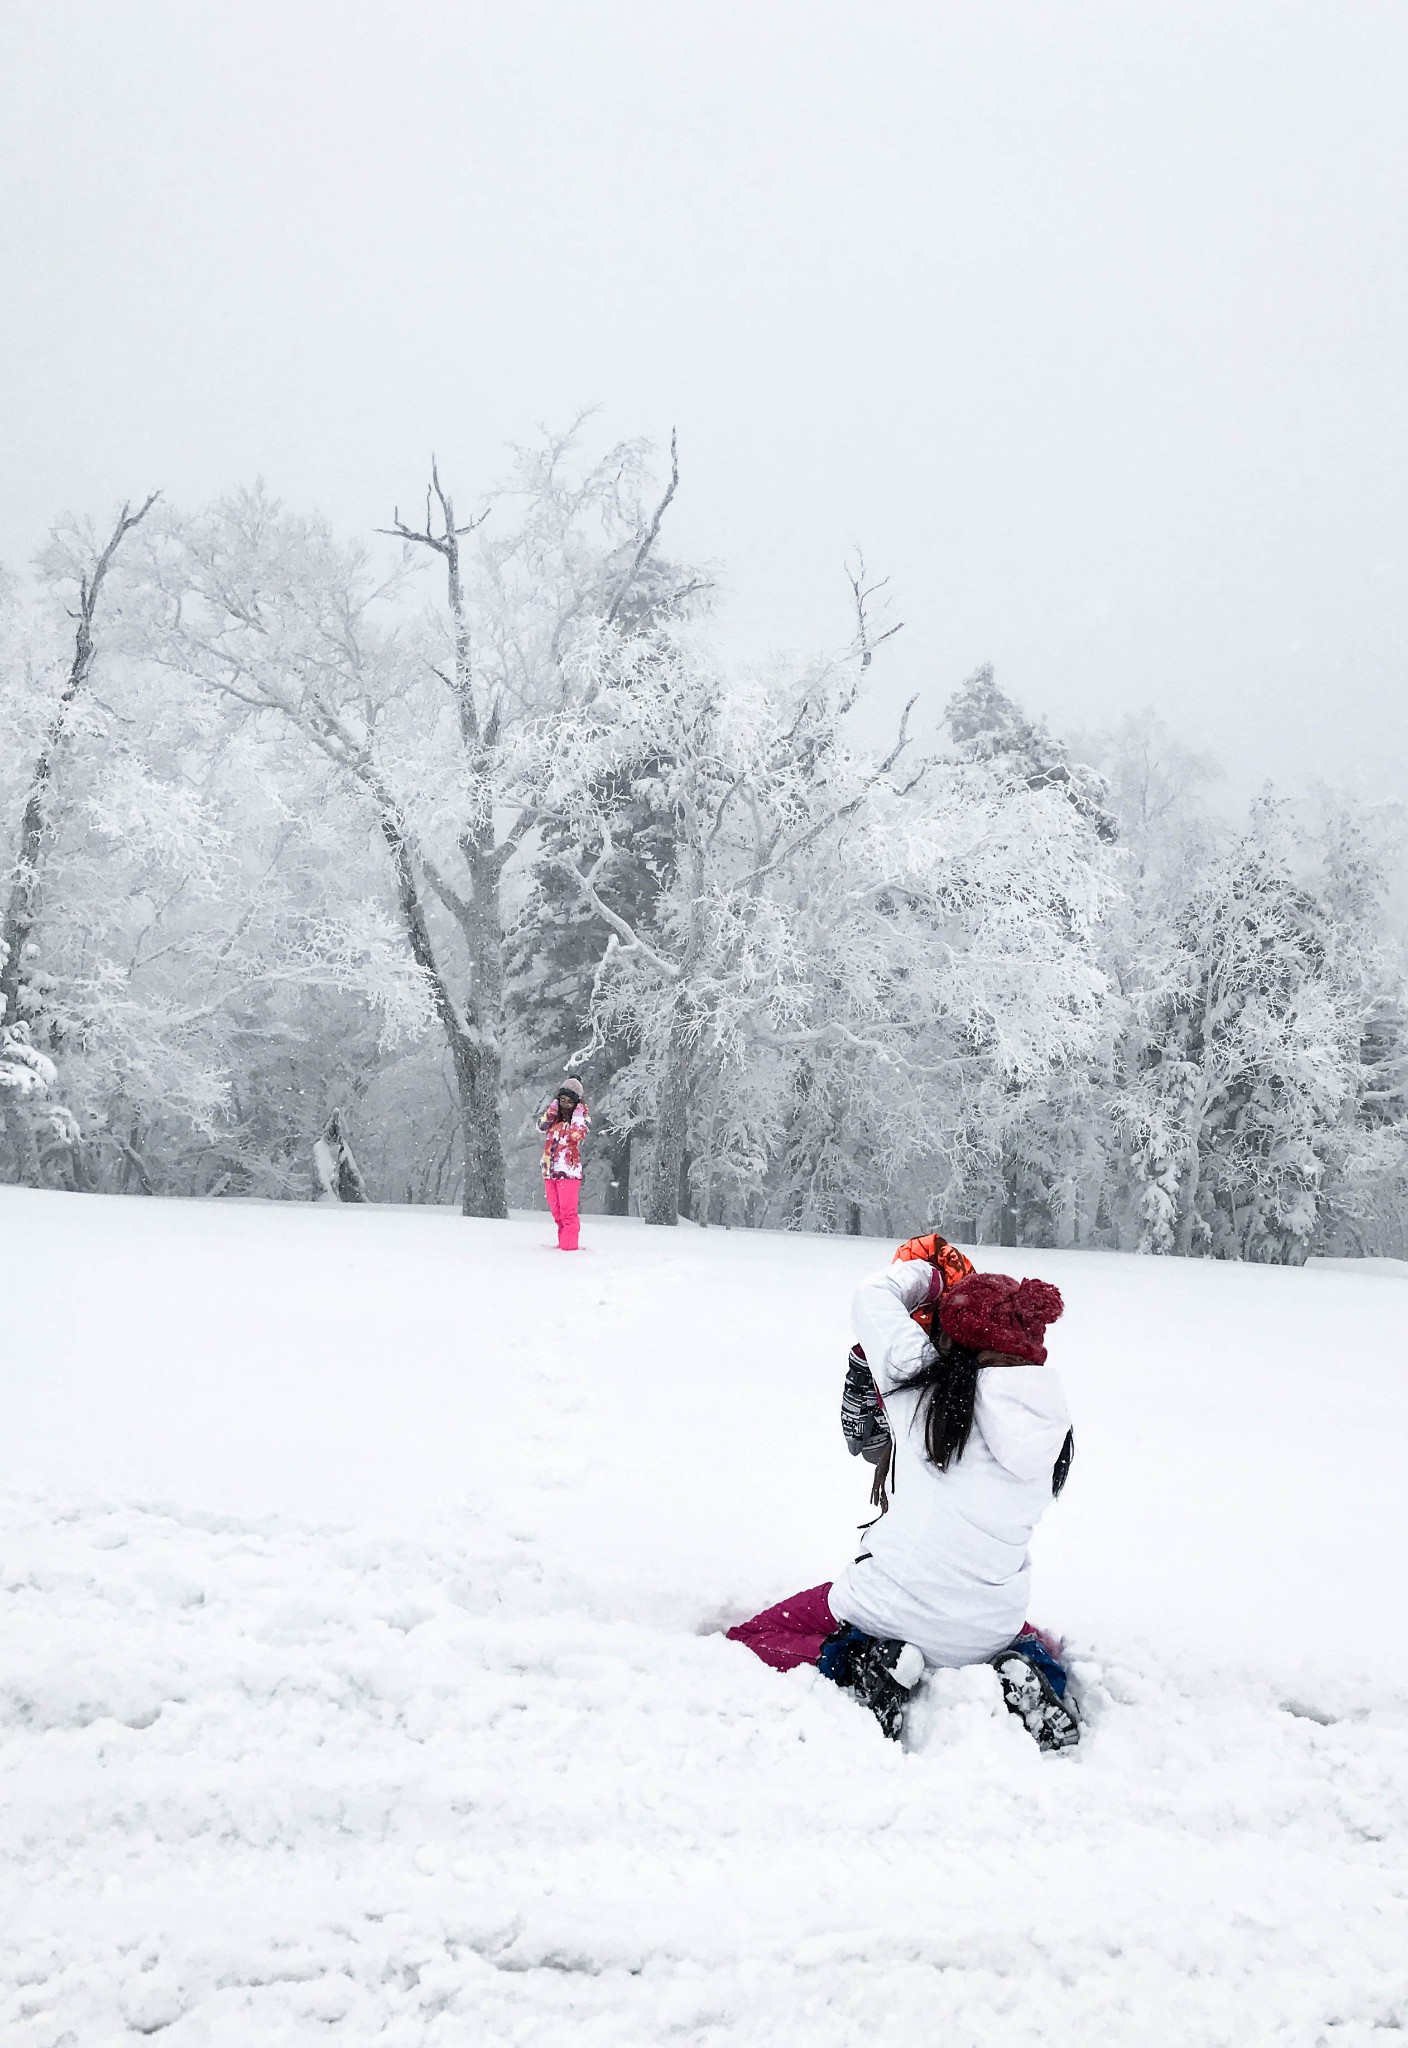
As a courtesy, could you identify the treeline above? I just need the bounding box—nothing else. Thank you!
[2,429,1405,1262]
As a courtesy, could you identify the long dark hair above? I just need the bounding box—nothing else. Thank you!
[893,1338,1076,1497]
[1052,1428,1075,1497]
[891,1337,983,1472]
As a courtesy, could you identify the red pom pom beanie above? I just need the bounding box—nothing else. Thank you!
[936,1271,1065,1364]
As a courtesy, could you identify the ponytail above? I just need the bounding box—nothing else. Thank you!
[1052,1428,1075,1497]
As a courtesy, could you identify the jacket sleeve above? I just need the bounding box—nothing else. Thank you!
[536,1105,556,1135]
[850,1261,937,1396]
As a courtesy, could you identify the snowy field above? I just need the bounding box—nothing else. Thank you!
[2,1188,1406,2047]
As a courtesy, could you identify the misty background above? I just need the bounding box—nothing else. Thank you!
[3,1,1406,799]
[3,1,1407,1259]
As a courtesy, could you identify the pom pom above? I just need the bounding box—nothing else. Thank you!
[937,1269,1064,1363]
[1015,1279,1064,1327]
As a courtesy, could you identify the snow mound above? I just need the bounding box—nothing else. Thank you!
[2,1190,1406,2045]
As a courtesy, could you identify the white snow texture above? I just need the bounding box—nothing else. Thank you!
[2,1189,1406,2046]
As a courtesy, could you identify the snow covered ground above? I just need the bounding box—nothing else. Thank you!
[2,1187,1406,2047]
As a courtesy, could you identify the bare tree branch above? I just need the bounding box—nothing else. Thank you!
[556,832,682,980]
[418,850,476,944]
[376,457,489,555]
[490,806,539,875]
[380,461,489,749]
[604,429,679,627]
[737,696,919,893]
[846,549,904,671]
[746,1017,964,1075]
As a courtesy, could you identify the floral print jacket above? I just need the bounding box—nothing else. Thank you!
[537,1100,590,1180]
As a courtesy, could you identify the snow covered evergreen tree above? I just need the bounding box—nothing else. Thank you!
[938,667,1119,1243]
[1119,803,1364,1262]
[945,664,1116,843]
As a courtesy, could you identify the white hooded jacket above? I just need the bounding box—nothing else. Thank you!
[828,1261,1071,1667]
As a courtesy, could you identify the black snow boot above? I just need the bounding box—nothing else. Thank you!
[993,1649,1081,1752]
[820,1627,926,1741]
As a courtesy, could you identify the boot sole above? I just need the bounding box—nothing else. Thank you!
[995,1654,1081,1751]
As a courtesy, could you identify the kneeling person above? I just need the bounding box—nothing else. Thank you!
[728,1259,1078,1749]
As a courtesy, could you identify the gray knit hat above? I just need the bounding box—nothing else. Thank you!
[558,1076,585,1100]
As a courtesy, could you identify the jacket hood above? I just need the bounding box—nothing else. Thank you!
[972,1366,1071,1482]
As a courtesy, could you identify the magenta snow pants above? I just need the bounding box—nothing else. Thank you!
[726,1583,838,1672]
[729,1587,1061,1678]
[543,1175,581,1250]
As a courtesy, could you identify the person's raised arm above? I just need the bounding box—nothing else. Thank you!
[850,1261,937,1396]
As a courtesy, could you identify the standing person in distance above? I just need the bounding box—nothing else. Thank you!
[536,1077,590,1251]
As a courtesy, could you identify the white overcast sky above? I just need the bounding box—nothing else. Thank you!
[2,2,1406,799]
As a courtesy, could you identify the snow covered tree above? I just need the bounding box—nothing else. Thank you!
[543,627,909,1223]
[1304,800,1408,1255]
[314,1108,369,1203]
[0,944,62,1180]
[1119,802,1365,1263]
[1,494,158,1184]
[5,449,1403,1261]
[506,746,678,1214]
[1059,709,1227,1248]
[946,664,1116,843]
[2,496,440,1201]
[145,428,698,1218]
[1098,709,1221,906]
[546,625,1115,1228]
[936,668,1120,1243]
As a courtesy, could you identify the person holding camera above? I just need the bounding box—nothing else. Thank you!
[536,1077,590,1250]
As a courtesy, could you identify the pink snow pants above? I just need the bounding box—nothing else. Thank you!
[543,1175,581,1250]
[726,1583,838,1672]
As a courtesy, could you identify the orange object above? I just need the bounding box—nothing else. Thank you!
[893,1230,974,1337]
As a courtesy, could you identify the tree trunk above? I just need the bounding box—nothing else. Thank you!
[641,1007,691,1225]
[1,1093,41,1186]
[999,1150,1020,1248]
[379,812,508,1220]
[381,470,512,1220]
[457,1042,506,1217]
[458,842,509,1218]
[314,1109,368,1202]
[1176,1112,1206,1257]
[605,1129,632,1215]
